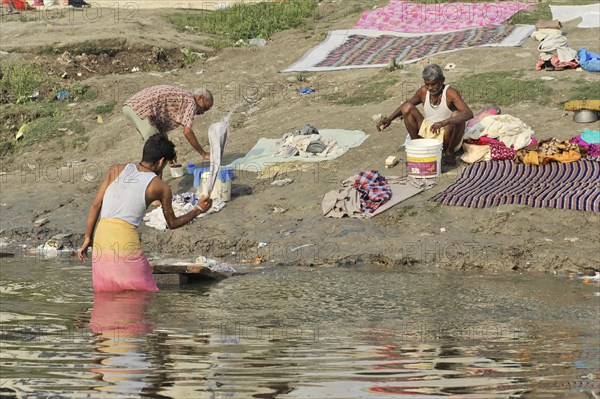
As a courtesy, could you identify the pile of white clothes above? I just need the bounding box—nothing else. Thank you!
[274,124,343,158]
[143,193,226,231]
[464,114,535,150]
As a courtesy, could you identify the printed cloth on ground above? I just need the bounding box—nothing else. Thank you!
[352,171,393,213]
[281,25,534,72]
[322,175,435,218]
[354,1,535,33]
[430,160,600,212]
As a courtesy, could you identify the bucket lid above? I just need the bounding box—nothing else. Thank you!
[405,138,443,149]
[193,167,235,188]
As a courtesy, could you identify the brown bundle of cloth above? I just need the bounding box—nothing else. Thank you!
[516,138,586,165]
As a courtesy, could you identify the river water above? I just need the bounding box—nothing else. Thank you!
[1,258,598,398]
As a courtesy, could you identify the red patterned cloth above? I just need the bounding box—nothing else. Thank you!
[125,85,198,134]
[466,137,516,161]
[353,170,392,213]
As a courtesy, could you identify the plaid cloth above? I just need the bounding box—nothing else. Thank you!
[352,170,392,213]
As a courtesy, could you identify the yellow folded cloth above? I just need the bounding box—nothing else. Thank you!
[564,100,600,112]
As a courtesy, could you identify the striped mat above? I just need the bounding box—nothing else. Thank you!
[430,160,600,212]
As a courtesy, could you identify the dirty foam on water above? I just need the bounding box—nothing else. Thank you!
[0,260,598,398]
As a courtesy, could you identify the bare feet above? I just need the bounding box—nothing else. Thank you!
[442,152,457,167]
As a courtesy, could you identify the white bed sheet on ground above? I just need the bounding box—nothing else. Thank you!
[550,4,600,28]
[227,129,369,172]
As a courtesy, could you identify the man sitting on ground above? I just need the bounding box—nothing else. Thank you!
[376,63,473,166]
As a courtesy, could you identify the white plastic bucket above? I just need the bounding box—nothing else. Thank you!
[405,139,443,178]
[200,172,232,202]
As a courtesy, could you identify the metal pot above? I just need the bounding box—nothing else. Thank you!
[573,109,600,123]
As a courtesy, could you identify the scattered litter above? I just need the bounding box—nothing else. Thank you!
[97,115,103,124]
[273,207,287,214]
[440,227,447,233]
[77,72,82,77]
[194,256,236,273]
[33,218,49,227]
[61,72,68,79]
[543,238,553,242]
[37,234,75,257]
[290,244,314,252]
[255,256,264,264]
[385,155,400,168]
[258,242,268,248]
[15,123,28,141]
[444,63,456,70]
[299,88,315,94]
[387,57,400,71]
[371,113,382,122]
[514,52,531,58]
[197,200,226,218]
[28,91,39,100]
[419,232,434,236]
[582,273,600,283]
[564,237,580,242]
[540,76,555,81]
[68,103,77,107]
[271,178,294,186]
[131,67,140,73]
[196,69,204,75]
[249,38,266,46]
[56,91,70,101]
[58,128,68,132]
[206,56,219,62]
[83,173,96,182]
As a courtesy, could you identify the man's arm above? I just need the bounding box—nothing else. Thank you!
[183,126,210,160]
[152,179,212,229]
[430,88,474,134]
[77,164,123,261]
[377,88,423,131]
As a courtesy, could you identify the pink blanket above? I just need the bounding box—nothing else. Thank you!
[354,1,535,33]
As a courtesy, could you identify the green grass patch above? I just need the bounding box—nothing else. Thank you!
[506,2,551,25]
[453,71,553,107]
[168,0,318,42]
[322,77,399,106]
[94,100,117,115]
[13,117,85,151]
[0,63,56,104]
[567,80,600,101]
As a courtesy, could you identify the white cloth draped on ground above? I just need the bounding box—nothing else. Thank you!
[464,114,534,150]
[537,33,578,62]
[322,176,436,218]
[274,133,340,158]
[550,4,600,29]
[281,25,534,72]
[227,129,368,172]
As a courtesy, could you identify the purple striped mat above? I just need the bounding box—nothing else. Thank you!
[430,160,600,212]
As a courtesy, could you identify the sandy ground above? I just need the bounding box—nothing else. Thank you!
[0,4,599,273]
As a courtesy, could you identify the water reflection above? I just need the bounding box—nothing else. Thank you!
[0,262,598,398]
[89,291,155,396]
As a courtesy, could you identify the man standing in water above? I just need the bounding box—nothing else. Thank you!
[376,64,473,166]
[77,134,212,291]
